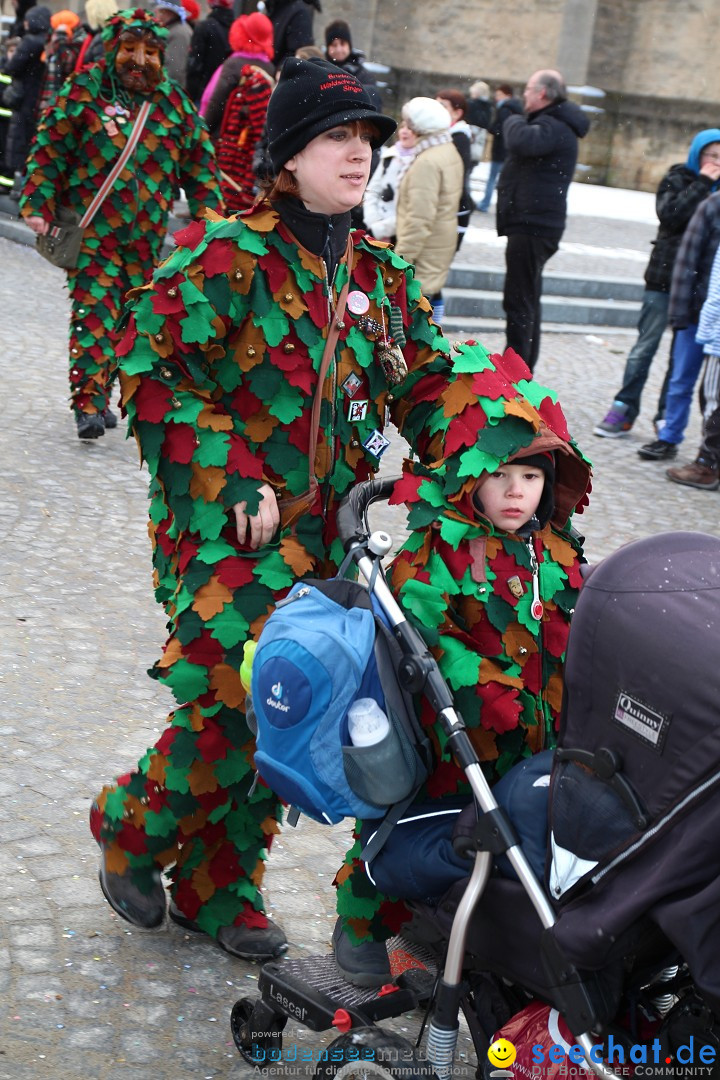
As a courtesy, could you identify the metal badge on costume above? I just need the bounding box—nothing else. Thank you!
[363,429,391,458]
[507,576,525,600]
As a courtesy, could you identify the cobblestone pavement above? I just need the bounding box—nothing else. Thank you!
[1,223,718,1080]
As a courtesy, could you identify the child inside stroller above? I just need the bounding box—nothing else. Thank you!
[230,350,720,1077]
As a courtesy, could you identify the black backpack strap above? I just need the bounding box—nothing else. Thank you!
[359,786,422,863]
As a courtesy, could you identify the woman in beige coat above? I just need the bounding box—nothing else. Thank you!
[395,96,464,323]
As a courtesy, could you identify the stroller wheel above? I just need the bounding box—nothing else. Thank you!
[314,1026,438,1079]
[230,995,282,1065]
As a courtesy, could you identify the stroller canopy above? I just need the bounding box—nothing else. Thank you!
[548,531,720,1014]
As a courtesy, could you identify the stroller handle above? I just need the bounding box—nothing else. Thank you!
[336,476,399,551]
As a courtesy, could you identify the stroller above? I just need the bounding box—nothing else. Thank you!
[230,478,720,1079]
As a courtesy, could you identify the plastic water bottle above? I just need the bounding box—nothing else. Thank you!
[347,698,390,746]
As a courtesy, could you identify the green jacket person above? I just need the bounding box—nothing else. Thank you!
[90,57,459,962]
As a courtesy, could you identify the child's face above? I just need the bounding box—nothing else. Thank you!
[475,464,545,532]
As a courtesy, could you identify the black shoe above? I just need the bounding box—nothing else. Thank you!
[332,917,391,988]
[103,407,118,430]
[99,853,166,929]
[76,412,105,440]
[168,901,288,960]
[637,438,678,461]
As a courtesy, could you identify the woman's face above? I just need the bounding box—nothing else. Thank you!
[284,124,373,215]
[397,121,418,148]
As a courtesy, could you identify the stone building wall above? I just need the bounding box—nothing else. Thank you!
[12,0,719,191]
[323,0,720,192]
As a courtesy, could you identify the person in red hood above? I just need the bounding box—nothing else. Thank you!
[333,346,593,988]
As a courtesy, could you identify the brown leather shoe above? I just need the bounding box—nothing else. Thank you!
[666,460,720,490]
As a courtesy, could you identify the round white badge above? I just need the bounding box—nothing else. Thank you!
[347,290,370,316]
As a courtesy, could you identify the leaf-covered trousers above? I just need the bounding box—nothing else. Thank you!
[67,231,158,416]
[91,506,350,939]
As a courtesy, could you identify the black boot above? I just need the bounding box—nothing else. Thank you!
[99,852,166,929]
[332,917,391,988]
[76,411,105,440]
[168,901,288,960]
[102,407,118,429]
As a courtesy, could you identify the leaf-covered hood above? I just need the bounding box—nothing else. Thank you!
[392,342,592,544]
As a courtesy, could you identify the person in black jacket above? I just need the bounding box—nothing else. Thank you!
[1,4,50,195]
[7,0,36,38]
[476,83,522,213]
[186,0,233,104]
[594,129,720,440]
[496,68,589,372]
[265,0,320,71]
[324,18,380,109]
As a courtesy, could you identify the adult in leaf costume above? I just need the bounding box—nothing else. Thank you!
[20,8,221,439]
[334,345,593,982]
[89,57,459,962]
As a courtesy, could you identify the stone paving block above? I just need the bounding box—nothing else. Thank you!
[12,951,61,974]
[7,924,59,950]
[2,897,54,922]
[14,836,65,858]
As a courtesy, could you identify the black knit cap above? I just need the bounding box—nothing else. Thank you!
[512,450,556,485]
[325,18,351,47]
[267,57,396,171]
[511,451,556,529]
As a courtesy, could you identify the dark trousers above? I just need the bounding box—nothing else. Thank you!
[503,233,559,371]
[615,288,670,422]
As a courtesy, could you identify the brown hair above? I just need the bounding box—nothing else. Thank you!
[260,118,381,201]
[295,44,324,59]
[436,88,467,117]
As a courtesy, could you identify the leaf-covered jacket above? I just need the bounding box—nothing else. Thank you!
[19,61,220,257]
[113,201,453,602]
[388,344,593,788]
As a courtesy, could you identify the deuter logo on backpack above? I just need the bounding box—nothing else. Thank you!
[268,681,289,713]
[250,578,429,827]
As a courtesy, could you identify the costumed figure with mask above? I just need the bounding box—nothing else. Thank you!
[20,8,221,439]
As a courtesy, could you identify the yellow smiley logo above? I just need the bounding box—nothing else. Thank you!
[488,1038,517,1069]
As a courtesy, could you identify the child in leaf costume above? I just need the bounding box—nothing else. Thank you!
[20,8,221,439]
[333,345,593,984]
[89,57,460,962]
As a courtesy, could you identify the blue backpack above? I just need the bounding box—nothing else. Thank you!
[250,577,432,843]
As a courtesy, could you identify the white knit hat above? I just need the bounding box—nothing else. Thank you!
[402,97,451,137]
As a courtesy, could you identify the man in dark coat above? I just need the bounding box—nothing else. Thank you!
[185,0,232,103]
[265,0,320,70]
[496,68,589,371]
[476,83,522,213]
